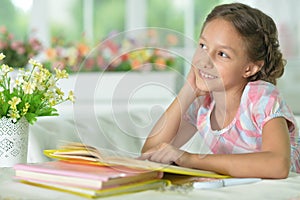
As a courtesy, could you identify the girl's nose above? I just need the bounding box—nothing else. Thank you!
[201,52,214,69]
[203,62,214,69]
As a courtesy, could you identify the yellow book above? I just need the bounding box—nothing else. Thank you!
[21,178,170,198]
[44,142,229,179]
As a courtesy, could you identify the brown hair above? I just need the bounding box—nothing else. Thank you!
[202,3,286,85]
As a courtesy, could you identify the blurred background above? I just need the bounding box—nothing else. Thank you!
[1,0,300,114]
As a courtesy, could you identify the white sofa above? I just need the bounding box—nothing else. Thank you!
[27,72,300,162]
[28,109,161,162]
[28,71,182,162]
[28,109,300,163]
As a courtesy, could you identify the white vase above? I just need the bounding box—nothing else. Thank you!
[0,117,29,167]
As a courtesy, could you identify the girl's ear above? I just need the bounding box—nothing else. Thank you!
[243,60,264,78]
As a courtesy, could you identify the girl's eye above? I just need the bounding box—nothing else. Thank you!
[199,43,207,49]
[218,51,229,58]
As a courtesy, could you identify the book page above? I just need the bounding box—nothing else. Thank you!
[45,142,229,179]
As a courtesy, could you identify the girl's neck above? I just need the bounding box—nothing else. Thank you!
[210,84,246,130]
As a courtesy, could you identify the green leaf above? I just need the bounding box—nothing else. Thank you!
[25,113,37,125]
[36,107,58,116]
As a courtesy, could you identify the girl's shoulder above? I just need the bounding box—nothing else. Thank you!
[243,80,279,103]
[242,80,296,130]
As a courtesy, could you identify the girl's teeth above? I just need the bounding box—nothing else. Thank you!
[199,70,217,79]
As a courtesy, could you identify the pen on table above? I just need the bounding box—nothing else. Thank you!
[193,178,262,189]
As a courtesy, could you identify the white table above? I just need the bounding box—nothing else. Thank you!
[1,167,300,200]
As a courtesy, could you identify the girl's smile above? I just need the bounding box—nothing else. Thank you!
[198,69,218,79]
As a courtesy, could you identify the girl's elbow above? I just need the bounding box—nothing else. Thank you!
[276,161,290,179]
[268,156,290,179]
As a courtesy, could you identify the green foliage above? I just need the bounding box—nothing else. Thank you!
[0,0,28,40]
[0,54,75,124]
[147,0,184,33]
[194,0,222,40]
[93,0,125,41]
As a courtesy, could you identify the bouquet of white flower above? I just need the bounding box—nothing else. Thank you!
[0,53,75,124]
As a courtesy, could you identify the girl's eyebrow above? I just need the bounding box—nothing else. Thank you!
[199,35,238,55]
[199,35,206,43]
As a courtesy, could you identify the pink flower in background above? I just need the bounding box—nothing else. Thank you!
[42,30,182,73]
[0,26,43,68]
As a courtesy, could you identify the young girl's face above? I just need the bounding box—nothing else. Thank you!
[192,18,252,93]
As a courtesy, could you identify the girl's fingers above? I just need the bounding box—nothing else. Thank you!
[138,143,170,162]
[138,151,153,160]
[138,144,163,160]
[138,143,184,165]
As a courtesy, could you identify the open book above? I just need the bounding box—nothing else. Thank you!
[44,142,229,179]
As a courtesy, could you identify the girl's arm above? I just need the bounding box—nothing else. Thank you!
[141,67,206,153]
[141,82,197,153]
[176,117,291,179]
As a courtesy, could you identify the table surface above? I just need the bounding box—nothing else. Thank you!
[1,167,300,200]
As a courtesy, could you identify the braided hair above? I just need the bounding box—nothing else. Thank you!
[202,3,286,85]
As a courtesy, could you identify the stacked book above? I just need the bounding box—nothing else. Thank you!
[14,143,229,198]
[14,161,167,198]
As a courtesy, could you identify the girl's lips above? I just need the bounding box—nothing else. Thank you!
[199,69,218,79]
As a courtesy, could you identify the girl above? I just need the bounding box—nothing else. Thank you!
[140,3,300,178]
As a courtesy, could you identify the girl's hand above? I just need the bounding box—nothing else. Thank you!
[139,143,185,165]
[186,66,207,97]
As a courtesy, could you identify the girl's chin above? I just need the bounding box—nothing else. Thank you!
[195,82,210,93]
[195,76,223,93]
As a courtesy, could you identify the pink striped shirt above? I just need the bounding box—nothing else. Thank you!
[185,80,300,173]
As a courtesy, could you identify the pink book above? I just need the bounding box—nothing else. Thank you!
[14,161,163,190]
